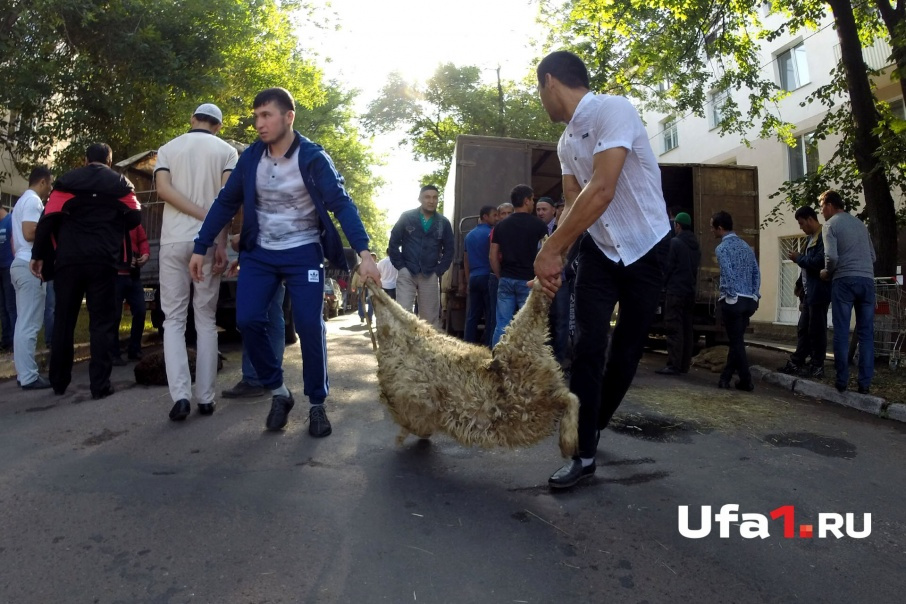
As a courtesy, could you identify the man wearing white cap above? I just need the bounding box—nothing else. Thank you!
[154,103,239,421]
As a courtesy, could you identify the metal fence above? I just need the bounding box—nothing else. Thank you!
[873,276,906,368]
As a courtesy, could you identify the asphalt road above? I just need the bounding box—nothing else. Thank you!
[1,314,904,603]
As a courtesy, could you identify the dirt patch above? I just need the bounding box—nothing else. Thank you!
[764,432,857,459]
[609,412,711,443]
[624,383,795,433]
[81,428,127,447]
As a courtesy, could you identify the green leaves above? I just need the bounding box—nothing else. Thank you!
[361,64,563,188]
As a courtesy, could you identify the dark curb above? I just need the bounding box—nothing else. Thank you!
[750,365,901,423]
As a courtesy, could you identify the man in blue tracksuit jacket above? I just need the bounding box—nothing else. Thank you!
[190,87,381,437]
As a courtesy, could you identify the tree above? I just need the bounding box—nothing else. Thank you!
[362,63,563,190]
[539,0,906,275]
[0,0,387,249]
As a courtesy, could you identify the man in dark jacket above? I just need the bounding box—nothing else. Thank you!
[778,205,831,379]
[31,143,142,399]
[388,185,454,327]
[656,212,701,375]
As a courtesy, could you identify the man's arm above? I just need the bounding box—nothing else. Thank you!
[823,223,838,275]
[534,147,628,295]
[436,218,455,275]
[387,217,405,270]
[554,174,583,228]
[190,161,247,282]
[155,171,206,222]
[20,221,37,242]
[716,245,734,299]
[489,242,501,278]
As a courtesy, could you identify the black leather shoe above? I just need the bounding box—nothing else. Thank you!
[22,375,52,390]
[111,356,127,367]
[836,383,847,393]
[858,386,871,395]
[169,399,191,421]
[309,405,332,437]
[91,384,115,400]
[266,392,294,431]
[197,402,216,416]
[128,351,143,360]
[735,380,755,392]
[717,380,731,389]
[548,458,596,489]
[656,366,680,375]
[222,380,267,399]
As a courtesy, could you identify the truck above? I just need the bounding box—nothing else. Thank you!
[440,134,760,346]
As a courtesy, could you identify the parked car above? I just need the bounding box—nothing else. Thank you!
[324,277,340,320]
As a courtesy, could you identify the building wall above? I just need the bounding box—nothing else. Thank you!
[640,14,901,326]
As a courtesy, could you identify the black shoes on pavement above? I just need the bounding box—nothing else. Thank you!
[549,458,597,489]
[309,405,332,438]
[735,379,755,392]
[717,379,731,389]
[169,399,215,421]
[169,399,191,421]
[655,365,681,375]
[858,386,871,395]
[222,380,267,399]
[21,375,52,390]
[111,356,128,367]
[266,392,295,431]
[91,384,115,400]
[778,360,801,375]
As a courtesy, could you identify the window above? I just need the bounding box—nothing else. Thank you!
[778,236,808,324]
[777,43,810,91]
[710,90,730,129]
[662,118,678,153]
[788,132,818,180]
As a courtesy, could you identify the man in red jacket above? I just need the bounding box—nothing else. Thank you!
[31,143,142,399]
[112,223,150,365]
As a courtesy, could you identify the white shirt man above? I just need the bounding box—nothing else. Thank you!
[11,167,53,390]
[154,103,238,421]
[534,51,670,489]
[377,255,399,297]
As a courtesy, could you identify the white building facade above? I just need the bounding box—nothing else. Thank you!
[640,10,902,328]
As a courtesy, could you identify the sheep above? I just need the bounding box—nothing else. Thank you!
[365,279,579,458]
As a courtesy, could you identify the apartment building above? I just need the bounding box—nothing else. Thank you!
[640,10,902,328]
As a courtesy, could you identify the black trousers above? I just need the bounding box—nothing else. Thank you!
[571,236,663,459]
[719,297,759,385]
[664,293,695,372]
[50,264,118,396]
[790,302,829,368]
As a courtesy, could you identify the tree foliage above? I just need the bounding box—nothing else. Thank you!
[362,64,563,190]
[0,0,386,249]
[539,0,906,275]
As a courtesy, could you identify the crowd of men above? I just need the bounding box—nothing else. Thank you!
[0,52,881,490]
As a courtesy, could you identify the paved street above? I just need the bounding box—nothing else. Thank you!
[1,313,904,603]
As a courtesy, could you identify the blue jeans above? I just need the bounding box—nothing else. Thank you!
[831,276,874,389]
[357,293,373,321]
[492,277,531,347]
[236,244,327,403]
[243,283,286,387]
[464,273,490,345]
[0,266,15,348]
[486,274,498,349]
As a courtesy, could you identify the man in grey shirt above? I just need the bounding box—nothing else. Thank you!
[819,190,876,394]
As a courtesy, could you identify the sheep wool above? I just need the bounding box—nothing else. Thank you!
[366,279,579,458]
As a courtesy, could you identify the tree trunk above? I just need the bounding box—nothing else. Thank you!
[829,0,898,276]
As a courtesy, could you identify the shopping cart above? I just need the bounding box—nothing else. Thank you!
[873,276,906,369]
